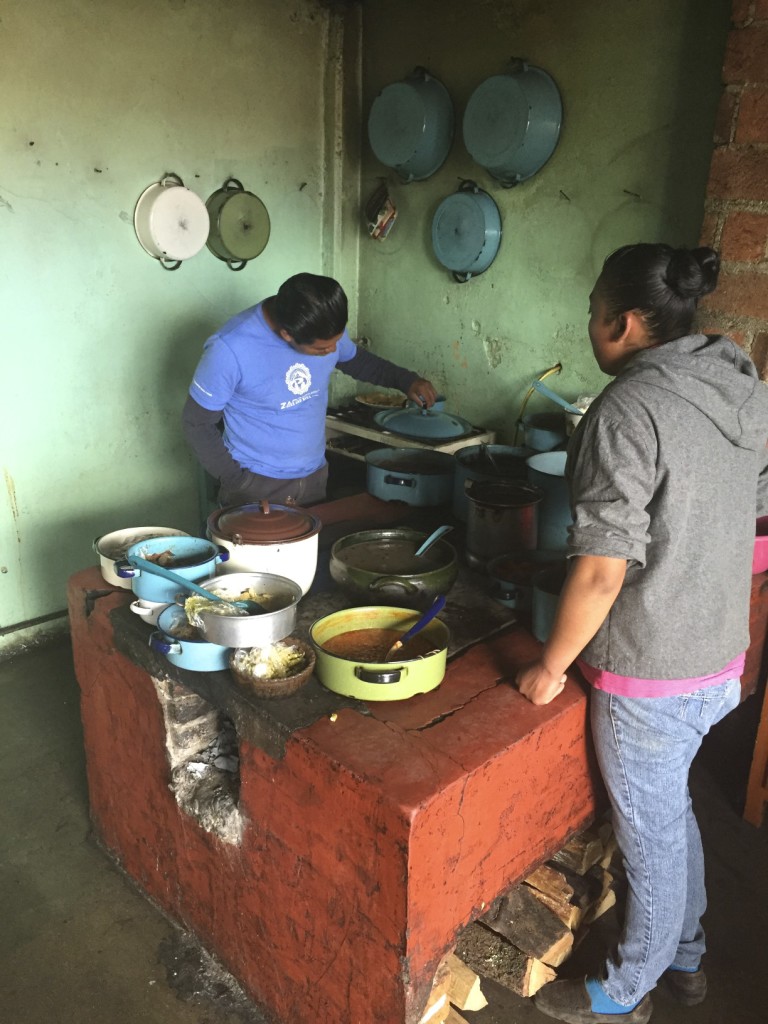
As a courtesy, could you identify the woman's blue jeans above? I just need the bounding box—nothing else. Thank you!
[590,678,741,1006]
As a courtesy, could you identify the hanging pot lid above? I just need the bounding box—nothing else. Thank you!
[462,62,562,186]
[367,66,454,183]
[133,174,210,267]
[373,406,474,441]
[431,181,502,282]
[209,502,321,544]
[206,179,271,266]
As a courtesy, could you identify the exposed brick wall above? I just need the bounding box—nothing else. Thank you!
[699,1,768,377]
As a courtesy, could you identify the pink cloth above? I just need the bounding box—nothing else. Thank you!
[577,652,745,698]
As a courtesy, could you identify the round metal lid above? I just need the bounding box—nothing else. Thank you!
[217,191,271,260]
[210,503,321,544]
[373,407,474,440]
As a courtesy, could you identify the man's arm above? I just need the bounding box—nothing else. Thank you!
[338,347,437,406]
[181,395,242,483]
[516,554,627,705]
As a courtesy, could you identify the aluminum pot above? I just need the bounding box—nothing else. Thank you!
[464,479,543,570]
[310,605,449,702]
[94,526,190,588]
[150,605,230,672]
[366,448,455,507]
[453,444,533,521]
[486,550,562,610]
[115,536,228,603]
[189,572,301,648]
[329,527,458,610]
[207,502,321,595]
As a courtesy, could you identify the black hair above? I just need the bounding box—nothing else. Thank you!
[273,273,348,345]
[597,243,721,345]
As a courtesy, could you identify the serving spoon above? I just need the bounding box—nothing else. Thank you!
[126,554,266,614]
[384,594,447,661]
[414,524,453,558]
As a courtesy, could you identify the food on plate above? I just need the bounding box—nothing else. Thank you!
[355,392,406,409]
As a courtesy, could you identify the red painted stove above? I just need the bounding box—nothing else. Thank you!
[68,495,599,1024]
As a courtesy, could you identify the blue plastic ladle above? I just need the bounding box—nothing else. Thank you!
[531,379,584,416]
[126,554,266,614]
[414,524,453,557]
[384,594,447,661]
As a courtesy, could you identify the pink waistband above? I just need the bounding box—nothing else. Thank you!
[577,653,746,698]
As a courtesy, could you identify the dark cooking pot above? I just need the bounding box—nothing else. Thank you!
[464,479,543,570]
[205,178,271,271]
[453,444,533,521]
[366,447,455,506]
[330,527,458,610]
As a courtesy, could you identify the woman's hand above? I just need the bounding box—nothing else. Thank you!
[516,662,567,705]
[406,378,438,408]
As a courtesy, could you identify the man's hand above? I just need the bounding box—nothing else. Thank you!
[516,662,567,705]
[406,378,438,408]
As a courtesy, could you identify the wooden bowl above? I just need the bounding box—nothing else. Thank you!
[229,637,315,698]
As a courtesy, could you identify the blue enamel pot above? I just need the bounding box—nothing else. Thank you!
[115,535,229,603]
[149,605,230,672]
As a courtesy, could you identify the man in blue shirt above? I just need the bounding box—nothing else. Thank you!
[183,273,437,506]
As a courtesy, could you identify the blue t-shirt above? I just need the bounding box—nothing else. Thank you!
[189,303,357,479]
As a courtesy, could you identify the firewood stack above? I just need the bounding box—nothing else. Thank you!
[419,821,621,1022]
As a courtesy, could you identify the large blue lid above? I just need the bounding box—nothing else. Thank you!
[374,406,474,440]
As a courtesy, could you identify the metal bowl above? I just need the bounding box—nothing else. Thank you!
[190,572,301,648]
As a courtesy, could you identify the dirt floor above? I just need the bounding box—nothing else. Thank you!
[1,635,766,1024]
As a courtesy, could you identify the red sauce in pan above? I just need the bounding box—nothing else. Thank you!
[321,628,439,662]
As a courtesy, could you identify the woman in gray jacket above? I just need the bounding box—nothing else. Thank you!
[518,243,768,1024]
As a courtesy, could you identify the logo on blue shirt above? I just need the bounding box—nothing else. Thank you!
[286,362,311,396]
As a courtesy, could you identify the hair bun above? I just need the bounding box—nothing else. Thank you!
[665,247,720,301]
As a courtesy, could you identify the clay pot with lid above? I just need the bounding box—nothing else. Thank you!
[206,501,322,595]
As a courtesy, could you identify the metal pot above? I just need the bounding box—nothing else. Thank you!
[205,178,271,271]
[93,526,190,589]
[463,62,563,187]
[367,66,454,183]
[453,445,533,522]
[464,479,543,570]
[532,561,568,642]
[329,527,458,609]
[366,448,455,507]
[207,502,321,595]
[133,174,210,270]
[526,451,572,552]
[190,572,301,648]
[431,181,502,283]
[115,537,228,603]
[150,605,230,672]
[310,605,449,702]
[486,551,561,610]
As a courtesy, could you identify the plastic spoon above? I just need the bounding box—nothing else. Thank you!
[414,525,454,558]
[126,554,266,614]
[531,379,584,416]
[384,594,447,661]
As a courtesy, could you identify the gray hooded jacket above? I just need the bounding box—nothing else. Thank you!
[567,333,768,680]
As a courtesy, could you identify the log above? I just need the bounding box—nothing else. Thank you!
[445,1010,470,1024]
[418,992,450,1024]
[443,953,488,1011]
[523,884,585,930]
[455,922,557,998]
[550,826,604,875]
[482,884,573,966]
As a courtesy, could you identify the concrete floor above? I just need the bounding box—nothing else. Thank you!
[1,635,767,1024]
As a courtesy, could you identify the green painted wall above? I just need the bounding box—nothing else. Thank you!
[357,0,731,436]
[0,0,361,640]
[0,0,730,642]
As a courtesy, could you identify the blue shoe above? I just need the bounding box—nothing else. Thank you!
[534,978,653,1023]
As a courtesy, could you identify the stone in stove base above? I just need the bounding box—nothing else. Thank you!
[69,565,598,1024]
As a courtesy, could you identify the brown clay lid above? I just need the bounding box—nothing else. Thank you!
[209,502,321,544]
